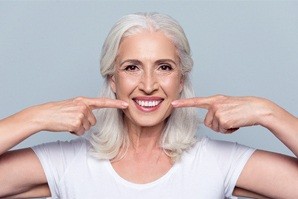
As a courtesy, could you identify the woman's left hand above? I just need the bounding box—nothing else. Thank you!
[173,95,298,198]
[172,95,274,133]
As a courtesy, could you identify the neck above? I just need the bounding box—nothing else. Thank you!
[124,118,166,152]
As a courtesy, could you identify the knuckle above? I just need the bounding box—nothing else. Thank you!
[78,128,86,135]
[73,96,85,103]
[212,126,219,132]
[73,120,82,129]
[90,117,97,126]
[85,124,91,131]
[214,94,226,100]
[217,114,226,123]
[209,103,219,112]
[213,103,221,111]
[220,128,228,134]
[221,119,233,130]
[213,95,228,105]
[77,112,85,120]
[78,104,88,113]
[204,119,212,128]
[214,111,221,118]
[219,118,228,128]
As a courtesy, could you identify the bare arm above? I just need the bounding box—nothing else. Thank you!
[0,149,50,198]
[172,95,298,198]
[233,187,270,199]
[237,150,298,198]
[172,95,298,156]
[3,184,51,199]
[0,97,128,197]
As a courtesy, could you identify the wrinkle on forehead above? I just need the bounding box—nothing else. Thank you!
[115,31,179,67]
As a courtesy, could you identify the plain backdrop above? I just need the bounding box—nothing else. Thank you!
[1,1,297,159]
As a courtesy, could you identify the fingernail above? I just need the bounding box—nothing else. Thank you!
[122,102,129,108]
[171,101,178,106]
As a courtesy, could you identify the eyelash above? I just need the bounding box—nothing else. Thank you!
[123,64,173,72]
[124,65,138,71]
[159,64,173,71]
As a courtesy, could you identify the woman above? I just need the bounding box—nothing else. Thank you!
[0,12,297,198]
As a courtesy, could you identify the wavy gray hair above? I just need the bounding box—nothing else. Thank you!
[90,12,199,162]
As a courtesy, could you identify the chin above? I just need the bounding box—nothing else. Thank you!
[122,103,173,128]
[124,113,169,128]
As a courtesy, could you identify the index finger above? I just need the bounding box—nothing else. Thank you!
[83,97,129,110]
[171,97,214,109]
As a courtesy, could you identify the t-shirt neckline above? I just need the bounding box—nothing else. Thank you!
[105,160,179,189]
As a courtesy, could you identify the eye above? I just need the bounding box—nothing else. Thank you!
[159,64,173,71]
[124,65,139,71]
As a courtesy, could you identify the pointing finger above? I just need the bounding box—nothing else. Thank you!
[80,97,128,110]
[171,97,214,109]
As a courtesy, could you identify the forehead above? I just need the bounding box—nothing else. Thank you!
[117,31,178,62]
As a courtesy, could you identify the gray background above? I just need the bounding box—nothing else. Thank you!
[1,1,298,158]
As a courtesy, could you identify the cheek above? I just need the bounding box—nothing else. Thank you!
[160,76,182,97]
[115,75,140,97]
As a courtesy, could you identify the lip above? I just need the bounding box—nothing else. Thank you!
[132,96,164,112]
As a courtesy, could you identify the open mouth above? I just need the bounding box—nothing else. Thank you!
[132,97,164,111]
[134,99,163,107]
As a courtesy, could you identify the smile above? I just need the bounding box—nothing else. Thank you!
[132,97,164,112]
[135,100,162,107]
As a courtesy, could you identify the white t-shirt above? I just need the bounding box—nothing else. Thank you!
[32,137,255,199]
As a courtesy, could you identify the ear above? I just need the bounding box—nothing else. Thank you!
[108,75,117,93]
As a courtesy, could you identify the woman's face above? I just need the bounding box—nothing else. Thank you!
[109,31,183,127]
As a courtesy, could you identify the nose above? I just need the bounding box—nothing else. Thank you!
[138,70,159,94]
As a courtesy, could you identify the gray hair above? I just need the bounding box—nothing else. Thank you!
[90,12,199,162]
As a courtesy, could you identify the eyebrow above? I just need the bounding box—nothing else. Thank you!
[120,59,142,66]
[120,59,177,66]
[156,59,177,66]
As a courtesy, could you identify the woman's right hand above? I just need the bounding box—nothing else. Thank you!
[0,97,128,197]
[27,97,128,135]
[0,97,128,154]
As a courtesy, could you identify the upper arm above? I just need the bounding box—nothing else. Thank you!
[0,148,49,198]
[233,187,270,199]
[236,150,298,198]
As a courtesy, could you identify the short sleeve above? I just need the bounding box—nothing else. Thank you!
[31,138,87,198]
[204,138,255,198]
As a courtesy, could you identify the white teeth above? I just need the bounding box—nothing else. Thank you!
[135,100,161,107]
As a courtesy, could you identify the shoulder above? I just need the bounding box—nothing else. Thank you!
[31,137,90,165]
[183,136,255,166]
[180,137,255,197]
[30,138,92,197]
[32,137,88,151]
[189,136,254,154]
[31,137,90,179]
